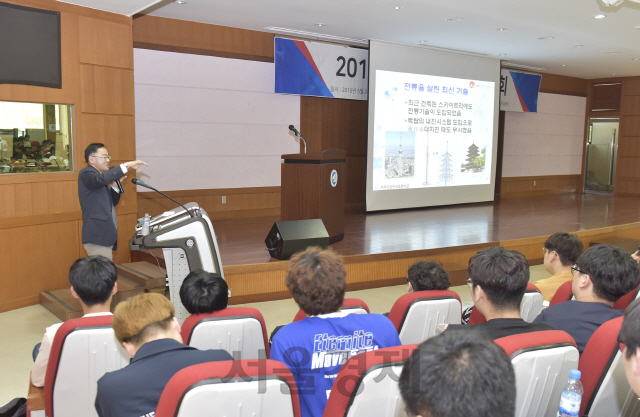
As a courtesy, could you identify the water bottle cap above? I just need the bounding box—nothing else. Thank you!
[569,369,581,380]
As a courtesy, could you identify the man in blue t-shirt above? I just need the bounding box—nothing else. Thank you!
[270,247,401,417]
[535,244,640,354]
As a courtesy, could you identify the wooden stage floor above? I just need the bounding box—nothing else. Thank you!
[210,193,640,266]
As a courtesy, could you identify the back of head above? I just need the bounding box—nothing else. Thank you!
[544,232,584,266]
[620,298,640,360]
[576,244,640,302]
[179,270,228,315]
[68,255,117,307]
[408,261,450,292]
[84,142,104,162]
[399,329,515,417]
[468,247,529,311]
[113,293,175,345]
[285,246,346,316]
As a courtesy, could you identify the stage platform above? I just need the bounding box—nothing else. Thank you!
[132,193,640,304]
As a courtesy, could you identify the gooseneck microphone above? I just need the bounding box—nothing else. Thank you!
[132,178,194,218]
[288,124,307,153]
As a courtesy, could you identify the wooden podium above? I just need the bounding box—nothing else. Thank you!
[281,149,346,243]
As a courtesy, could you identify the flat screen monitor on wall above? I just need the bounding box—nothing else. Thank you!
[0,1,61,89]
[366,40,501,212]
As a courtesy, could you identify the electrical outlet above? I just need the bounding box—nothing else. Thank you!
[228,289,232,297]
[533,181,536,186]
[222,196,226,204]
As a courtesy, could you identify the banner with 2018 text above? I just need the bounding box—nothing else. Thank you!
[499,69,542,112]
[275,37,368,101]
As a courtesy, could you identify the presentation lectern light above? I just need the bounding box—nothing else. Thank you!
[129,202,224,324]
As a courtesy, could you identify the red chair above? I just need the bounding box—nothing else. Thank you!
[180,307,270,359]
[292,298,370,322]
[323,344,417,417]
[155,359,301,417]
[578,317,640,417]
[387,290,461,344]
[468,283,544,325]
[28,315,129,417]
[549,280,574,307]
[495,330,579,417]
[614,285,640,310]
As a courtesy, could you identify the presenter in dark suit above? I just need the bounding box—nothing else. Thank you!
[78,143,148,260]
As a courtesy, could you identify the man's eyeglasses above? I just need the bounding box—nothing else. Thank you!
[466,277,473,287]
[93,155,111,160]
[571,264,584,275]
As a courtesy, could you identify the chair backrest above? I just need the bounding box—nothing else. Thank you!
[387,290,461,344]
[495,330,580,417]
[520,283,545,322]
[323,344,417,417]
[614,285,640,310]
[468,283,544,325]
[44,315,129,417]
[292,298,370,322]
[549,280,574,306]
[180,307,270,359]
[578,317,640,417]
[155,359,301,417]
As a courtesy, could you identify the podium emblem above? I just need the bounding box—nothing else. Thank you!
[330,169,338,187]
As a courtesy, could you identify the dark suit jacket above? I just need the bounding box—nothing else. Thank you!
[78,165,124,249]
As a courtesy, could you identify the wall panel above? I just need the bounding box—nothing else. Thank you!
[80,65,135,114]
[615,79,640,196]
[79,16,134,68]
[79,115,136,160]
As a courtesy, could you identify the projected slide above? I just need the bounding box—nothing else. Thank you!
[372,70,495,191]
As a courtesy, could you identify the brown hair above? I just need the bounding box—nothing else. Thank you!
[285,247,346,316]
[112,293,174,345]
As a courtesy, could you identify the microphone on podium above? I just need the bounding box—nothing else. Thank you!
[132,178,194,218]
[288,124,307,153]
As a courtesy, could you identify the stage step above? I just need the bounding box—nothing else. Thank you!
[40,275,146,322]
[116,261,166,288]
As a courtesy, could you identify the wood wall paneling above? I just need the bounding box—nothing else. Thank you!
[591,83,622,111]
[615,79,640,196]
[79,115,136,160]
[623,79,640,96]
[79,16,134,68]
[500,175,581,198]
[132,15,275,62]
[80,65,135,115]
[538,73,588,97]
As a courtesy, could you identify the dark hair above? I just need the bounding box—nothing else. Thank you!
[544,232,583,266]
[179,270,228,315]
[400,329,515,417]
[285,247,346,316]
[468,247,529,311]
[84,142,105,162]
[620,299,640,359]
[68,256,117,307]
[575,244,640,302]
[408,261,450,292]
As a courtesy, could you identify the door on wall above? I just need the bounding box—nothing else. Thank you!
[584,118,619,193]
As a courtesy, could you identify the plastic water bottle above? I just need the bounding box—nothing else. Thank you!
[558,369,583,417]
[141,213,150,236]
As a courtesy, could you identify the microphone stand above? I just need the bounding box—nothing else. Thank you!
[133,179,195,218]
[294,132,307,154]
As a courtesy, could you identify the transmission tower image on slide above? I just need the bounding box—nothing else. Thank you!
[384,131,415,179]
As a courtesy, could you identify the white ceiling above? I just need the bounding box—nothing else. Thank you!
[58,0,640,79]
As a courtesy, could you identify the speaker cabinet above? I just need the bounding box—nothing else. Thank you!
[265,219,330,260]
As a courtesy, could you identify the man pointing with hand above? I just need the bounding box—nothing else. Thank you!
[79,143,148,260]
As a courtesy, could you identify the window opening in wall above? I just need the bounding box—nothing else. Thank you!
[0,101,72,174]
[584,118,619,194]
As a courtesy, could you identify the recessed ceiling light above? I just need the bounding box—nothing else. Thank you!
[574,45,584,48]
[632,58,640,61]
[418,40,428,44]
[445,18,463,22]
[594,14,606,19]
[393,6,403,10]
[497,28,508,31]
[612,73,617,76]
[635,25,640,29]
[174,0,186,3]
[561,64,567,67]
[498,53,508,56]
[315,23,325,27]
[537,36,554,40]
[605,51,620,54]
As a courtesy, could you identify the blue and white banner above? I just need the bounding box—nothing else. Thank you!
[275,37,368,101]
[500,69,542,112]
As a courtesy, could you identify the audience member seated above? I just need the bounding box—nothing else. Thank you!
[179,269,228,315]
[407,260,450,292]
[619,298,640,395]
[31,255,117,387]
[95,293,232,417]
[632,247,640,264]
[534,232,584,302]
[399,329,516,417]
[534,244,640,354]
[447,247,555,339]
[270,247,401,417]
